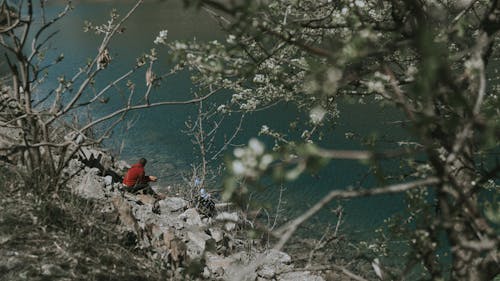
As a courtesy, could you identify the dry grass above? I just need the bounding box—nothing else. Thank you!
[0,167,168,281]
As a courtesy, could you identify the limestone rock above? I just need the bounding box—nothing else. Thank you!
[136,194,156,205]
[215,212,238,231]
[257,264,275,279]
[255,249,293,279]
[224,250,295,281]
[277,271,325,281]
[114,160,130,172]
[226,264,258,281]
[263,249,291,265]
[71,168,105,199]
[186,230,212,260]
[157,212,184,230]
[205,253,234,274]
[162,227,176,247]
[179,208,203,227]
[187,230,211,250]
[147,223,163,242]
[111,195,139,233]
[202,267,211,279]
[133,204,158,227]
[66,158,84,175]
[159,197,188,213]
[209,227,224,243]
[63,155,318,281]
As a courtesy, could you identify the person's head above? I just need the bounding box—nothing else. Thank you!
[139,158,147,166]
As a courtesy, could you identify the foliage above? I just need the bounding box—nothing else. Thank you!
[1,0,499,279]
[153,0,500,280]
[0,0,215,196]
[0,1,214,279]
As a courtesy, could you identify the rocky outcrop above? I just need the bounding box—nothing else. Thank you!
[68,167,106,199]
[159,197,188,212]
[64,155,324,281]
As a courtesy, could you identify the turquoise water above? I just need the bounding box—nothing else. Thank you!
[39,1,410,237]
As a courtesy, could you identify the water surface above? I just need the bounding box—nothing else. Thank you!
[42,0,410,238]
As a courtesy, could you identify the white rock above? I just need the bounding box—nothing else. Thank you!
[277,271,325,281]
[66,158,84,174]
[205,253,234,274]
[159,197,188,213]
[114,160,131,171]
[202,267,211,279]
[179,208,203,227]
[263,249,292,265]
[186,241,204,260]
[209,228,224,243]
[225,250,294,281]
[216,212,238,231]
[88,167,100,175]
[257,264,275,279]
[104,175,113,185]
[71,169,105,199]
[186,230,212,260]
[133,204,158,226]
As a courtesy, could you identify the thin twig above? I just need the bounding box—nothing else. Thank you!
[80,87,221,132]
[273,177,440,250]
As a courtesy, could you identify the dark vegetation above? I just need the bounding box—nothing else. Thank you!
[0,167,166,281]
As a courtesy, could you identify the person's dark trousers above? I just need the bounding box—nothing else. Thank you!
[128,182,151,194]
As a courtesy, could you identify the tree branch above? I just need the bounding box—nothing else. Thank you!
[273,177,440,250]
[79,87,221,132]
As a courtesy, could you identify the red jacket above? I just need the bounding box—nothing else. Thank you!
[123,163,151,187]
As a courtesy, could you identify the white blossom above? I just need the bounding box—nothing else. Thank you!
[249,138,264,155]
[303,79,319,94]
[217,104,227,113]
[253,74,266,84]
[174,42,188,50]
[226,34,236,44]
[232,160,245,175]
[366,80,385,94]
[230,138,273,178]
[355,0,366,8]
[153,29,168,45]
[259,154,273,170]
[309,106,326,124]
[464,55,483,76]
[233,148,245,158]
[323,67,342,94]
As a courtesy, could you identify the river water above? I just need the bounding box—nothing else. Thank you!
[41,0,410,238]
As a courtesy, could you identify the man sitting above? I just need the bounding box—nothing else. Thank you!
[122,158,158,195]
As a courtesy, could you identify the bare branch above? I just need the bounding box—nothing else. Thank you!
[210,113,245,161]
[315,147,415,161]
[28,2,71,62]
[80,87,221,132]
[45,0,144,125]
[273,177,440,250]
[87,67,139,104]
